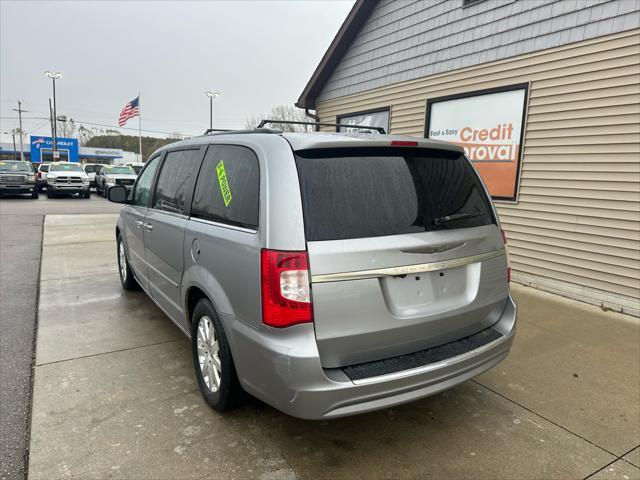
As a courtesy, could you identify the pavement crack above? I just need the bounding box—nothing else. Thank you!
[44,239,115,247]
[35,338,186,367]
[472,379,620,458]
[583,444,640,479]
[40,271,118,283]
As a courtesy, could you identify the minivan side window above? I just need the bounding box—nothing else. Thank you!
[152,149,201,215]
[191,145,259,229]
[132,155,161,207]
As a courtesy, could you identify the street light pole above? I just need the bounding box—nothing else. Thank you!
[204,91,220,130]
[45,71,62,158]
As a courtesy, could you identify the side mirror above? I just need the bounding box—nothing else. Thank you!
[107,185,128,203]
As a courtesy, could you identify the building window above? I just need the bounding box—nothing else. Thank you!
[336,108,390,134]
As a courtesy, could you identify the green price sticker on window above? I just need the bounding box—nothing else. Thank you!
[216,160,232,207]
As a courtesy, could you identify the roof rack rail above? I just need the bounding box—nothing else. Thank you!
[203,128,235,134]
[202,127,282,136]
[257,119,386,134]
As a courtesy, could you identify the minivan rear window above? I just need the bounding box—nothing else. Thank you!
[295,147,495,241]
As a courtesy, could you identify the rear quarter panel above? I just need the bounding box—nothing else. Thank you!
[181,135,307,335]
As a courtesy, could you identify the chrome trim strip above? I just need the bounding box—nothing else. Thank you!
[311,249,505,284]
[128,248,145,263]
[350,335,507,386]
[128,247,178,288]
[146,261,179,288]
[147,207,188,220]
[189,216,258,234]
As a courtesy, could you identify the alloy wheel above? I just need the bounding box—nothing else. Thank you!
[118,241,127,282]
[196,315,221,392]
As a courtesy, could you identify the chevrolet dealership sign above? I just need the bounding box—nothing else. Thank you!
[30,136,79,163]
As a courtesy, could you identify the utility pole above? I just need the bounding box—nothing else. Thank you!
[12,101,27,162]
[11,130,17,160]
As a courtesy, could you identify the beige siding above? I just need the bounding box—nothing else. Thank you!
[316,29,640,315]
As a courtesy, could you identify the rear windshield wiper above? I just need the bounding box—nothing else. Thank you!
[434,212,486,226]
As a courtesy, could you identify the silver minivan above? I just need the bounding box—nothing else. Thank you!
[108,128,516,419]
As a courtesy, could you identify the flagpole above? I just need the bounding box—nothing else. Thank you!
[138,92,142,161]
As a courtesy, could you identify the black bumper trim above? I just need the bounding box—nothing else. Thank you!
[342,327,503,381]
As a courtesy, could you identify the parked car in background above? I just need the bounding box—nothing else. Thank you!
[36,163,50,192]
[126,162,145,175]
[95,165,137,196]
[0,160,38,198]
[108,129,516,420]
[46,162,90,198]
[83,163,103,188]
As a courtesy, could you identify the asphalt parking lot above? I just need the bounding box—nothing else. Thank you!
[0,194,122,480]
[20,214,640,479]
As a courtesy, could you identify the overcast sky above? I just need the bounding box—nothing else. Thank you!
[0,0,354,143]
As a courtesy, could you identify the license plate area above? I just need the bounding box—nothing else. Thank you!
[380,263,480,317]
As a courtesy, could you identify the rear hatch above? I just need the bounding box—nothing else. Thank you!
[294,146,509,368]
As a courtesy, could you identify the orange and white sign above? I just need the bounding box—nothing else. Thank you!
[426,86,528,201]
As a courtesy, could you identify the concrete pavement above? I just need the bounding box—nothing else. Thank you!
[27,214,640,479]
[0,213,41,480]
[0,195,122,480]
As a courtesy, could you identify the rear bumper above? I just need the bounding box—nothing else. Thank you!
[229,294,517,420]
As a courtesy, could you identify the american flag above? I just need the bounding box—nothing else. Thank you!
[118,96,140,127]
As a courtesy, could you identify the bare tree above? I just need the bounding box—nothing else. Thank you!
[77,124,100,145]
[56,116,77,138]
[246,105,313,132]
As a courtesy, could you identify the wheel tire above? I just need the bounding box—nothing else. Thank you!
[191,298,242,412]
[32,189,39,199]
[117,234,140,291]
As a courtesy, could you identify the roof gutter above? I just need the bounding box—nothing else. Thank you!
[304,109,320,132]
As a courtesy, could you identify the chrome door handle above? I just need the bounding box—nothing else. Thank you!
[143,223,153,231]
[135,220,143,229]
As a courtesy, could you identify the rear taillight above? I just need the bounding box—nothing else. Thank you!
[507,267,511,283]
[261,249,312,328]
